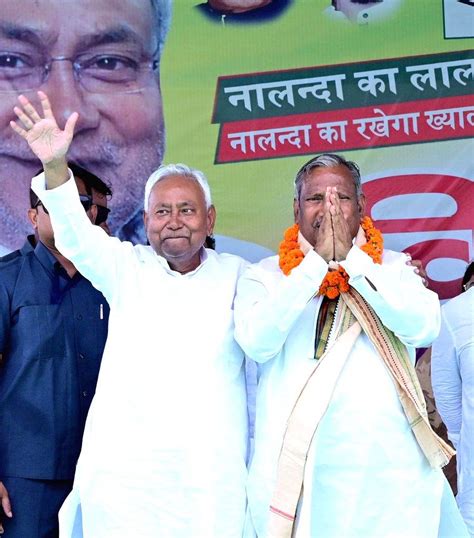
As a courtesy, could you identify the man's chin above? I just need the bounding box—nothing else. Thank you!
[152,235,185,252]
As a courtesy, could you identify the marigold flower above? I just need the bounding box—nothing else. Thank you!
[279,218,383,298]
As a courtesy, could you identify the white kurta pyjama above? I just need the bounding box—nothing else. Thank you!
[234,246,468,538]
[432,287,474,537]
[32,174,248,538]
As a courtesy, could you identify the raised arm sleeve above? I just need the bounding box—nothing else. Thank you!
[458,340,474,536]
[432,301,474,536]
[234,250,328,363]
[340,246,440,348]
[432,312,462,445]
[31,171,132,304]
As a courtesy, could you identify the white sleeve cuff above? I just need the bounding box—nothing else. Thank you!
[296,248,329,283]
[339,245,375,283]
[31,169,78,211]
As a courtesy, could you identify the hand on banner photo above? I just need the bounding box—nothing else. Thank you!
[10,92,77,167]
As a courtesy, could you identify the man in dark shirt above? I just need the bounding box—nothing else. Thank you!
[0,163,112,264]
[0,169,110,537]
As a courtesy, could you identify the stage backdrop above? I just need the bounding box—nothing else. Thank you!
[0,0,472,301]
[162,0,473,300]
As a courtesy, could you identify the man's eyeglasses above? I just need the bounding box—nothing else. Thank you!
[0,51,159,94]
[35,194,93,215]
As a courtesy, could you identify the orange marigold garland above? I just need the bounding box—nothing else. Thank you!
[278,224,304,276]
[359,216,383,264]
[278,216,383,299]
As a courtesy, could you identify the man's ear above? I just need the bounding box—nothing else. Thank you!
[293,198,300,224]
[27,208,38,230]
[358,193,366,217]
[207,205,217,235]
[143,210,149,229]
[89,204,98,224]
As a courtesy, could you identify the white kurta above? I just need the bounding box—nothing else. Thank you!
[32,175,248,538]
[432,288,474,537]
[234,246,467,538]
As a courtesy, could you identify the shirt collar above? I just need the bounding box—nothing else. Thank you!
[34,241,57,272]
[20,235,36,256]
[34,241,72,278]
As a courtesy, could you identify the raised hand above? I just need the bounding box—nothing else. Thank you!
[328,187,353,261]
[10,91,78,166]
[312,190,336,262]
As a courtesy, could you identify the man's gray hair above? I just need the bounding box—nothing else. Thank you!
[151,0,173,56]
[294,153,363,200]
[144,164,213,211]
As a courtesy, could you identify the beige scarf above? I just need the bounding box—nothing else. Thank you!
[267,287,454,538]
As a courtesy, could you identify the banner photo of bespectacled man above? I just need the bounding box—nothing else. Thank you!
[0,0,472,300]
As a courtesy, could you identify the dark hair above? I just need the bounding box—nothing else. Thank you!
[29,164,112,208]
[29,188,40,210]
[462,262,474,292]
[150,0,172,57]
[205,235,216,250]
[69,163,112,197]
[294,153,363,201]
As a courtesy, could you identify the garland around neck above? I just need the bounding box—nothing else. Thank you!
[278,216,384,299]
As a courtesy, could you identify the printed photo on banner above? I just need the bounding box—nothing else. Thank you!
[443,0,474,38]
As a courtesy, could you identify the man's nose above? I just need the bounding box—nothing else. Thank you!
[167,211,183,229]
[39,61,100,131]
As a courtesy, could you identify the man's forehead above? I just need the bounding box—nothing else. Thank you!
[303,166,356,190]
[0,0,157,51]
